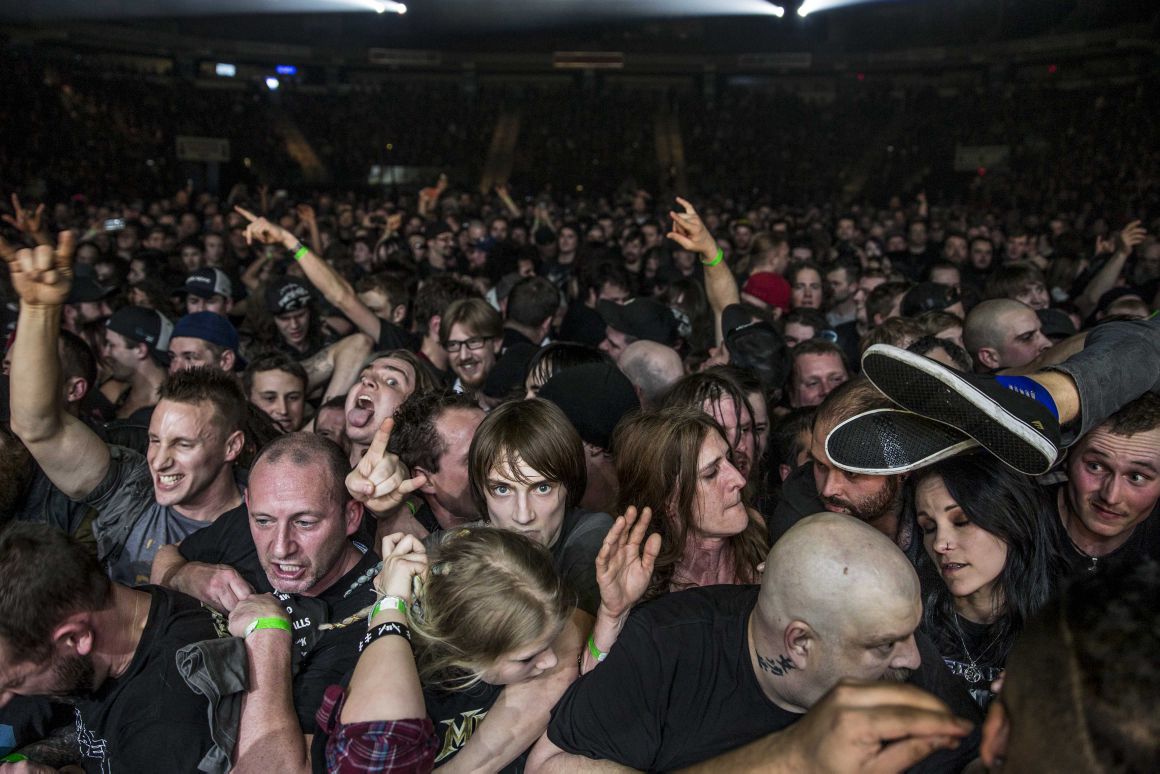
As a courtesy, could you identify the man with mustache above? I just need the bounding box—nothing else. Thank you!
[1055,393,1160,574]
[439,298,503,397]
[528,514,979,773]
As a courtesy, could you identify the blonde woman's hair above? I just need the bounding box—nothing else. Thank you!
[411,527,574,689]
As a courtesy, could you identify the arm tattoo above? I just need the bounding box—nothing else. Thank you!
[17,724,82,768]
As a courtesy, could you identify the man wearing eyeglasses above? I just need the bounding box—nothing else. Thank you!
[440,297,504,395]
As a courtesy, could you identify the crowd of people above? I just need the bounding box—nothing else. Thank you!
[0,49,1159,774]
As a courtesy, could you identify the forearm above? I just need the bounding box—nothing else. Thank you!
[234,630,309,774]
[149,543,186,585]
[526,745,637,774]
[581,607,625,675]
[14,725,81,768]
[240,254,271,291]
[703,254,740,345]
[340,610,426,722]
[675,731,801,774]
[324,333,375,401]
[447,611,586,772]
[1077,252,1127,316]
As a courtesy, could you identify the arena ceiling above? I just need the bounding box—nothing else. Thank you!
[1,0,1154,54]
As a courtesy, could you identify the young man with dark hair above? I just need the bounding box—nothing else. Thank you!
[984,261,1050,310]
[385,390,484,536]
[102,305,173,419]
[244,352,308,433]
[168,311,245,374]
[0,523,221,771]
[865,281,912,328]
[788,340,849,409]
[6,236,247,584]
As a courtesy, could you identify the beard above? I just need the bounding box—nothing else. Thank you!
[52,653,96,700]
[883,667,913,683]
[823,475,903,525]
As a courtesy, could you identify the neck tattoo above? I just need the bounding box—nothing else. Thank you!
[757,652,797,677]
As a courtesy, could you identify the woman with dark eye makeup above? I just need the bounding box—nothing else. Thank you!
[913,452,1068,708]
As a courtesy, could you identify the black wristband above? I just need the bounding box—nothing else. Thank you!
[359,621,411,653]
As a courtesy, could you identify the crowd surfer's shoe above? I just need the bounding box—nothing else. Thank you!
[826,408,980,475]
[859,345,1061,475]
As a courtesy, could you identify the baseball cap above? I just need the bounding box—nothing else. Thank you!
[597,298,680,346]
[901,282,961,317]
[171,312,245,368]
[742,272,792,313]
[106,306,174,355]
[181,268,233,300]
[539,362,640,451]
[265,277,313,315]
[482,343,537,400]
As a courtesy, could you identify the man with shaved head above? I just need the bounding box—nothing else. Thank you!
[617,339,684,409]
[529,513,980,773]
[962,298,1051,372]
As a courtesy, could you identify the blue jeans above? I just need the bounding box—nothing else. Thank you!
[1049,316,1160,446]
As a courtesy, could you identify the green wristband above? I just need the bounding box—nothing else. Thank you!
[1,754,29,763]
[370,595,408,625]
[244,616,292,638]
[293,243,309,261]
[587,634,607,663]
[701,247,723,267]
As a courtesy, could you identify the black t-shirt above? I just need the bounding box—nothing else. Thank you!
[178,508,380,732]
[75,586,220,773]
[923,615,1005,710]
[548,585,981,773]
[423,680,515,770]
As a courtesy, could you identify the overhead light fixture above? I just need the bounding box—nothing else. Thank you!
[349,0,406,13]
[265,77,280,90]
[215,63,236,77]
[797,2,813,17]
[769,5,785,17]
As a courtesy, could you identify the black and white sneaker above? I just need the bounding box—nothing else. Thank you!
[860,345,1061,475]
[826,408,981,475]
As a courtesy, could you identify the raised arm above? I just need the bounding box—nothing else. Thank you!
[229,594,310,774]
[3,233,111,500]
[668,197,739,344]
[1076,220,1147,317]
[237,206,384,343]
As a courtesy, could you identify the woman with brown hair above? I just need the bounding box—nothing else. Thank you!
[613,406,768,600]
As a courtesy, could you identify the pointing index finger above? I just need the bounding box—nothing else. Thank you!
[367,417,394,460]
[234,205,258,223]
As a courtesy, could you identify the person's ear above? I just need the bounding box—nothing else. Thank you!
[491,337,503,355]
[391,304,407,325]
[784,620,813,667]
[977,347,1000,371]
[344,500,364,537]
[64,376,89,405]
[779,463,791,482]
[980,699,1010,768]
[53,614,96,658]
[413,466,437,495]
[220,349,237,373]
[223,429,245,463]
[133,341,150,363]
[427,314,441,341]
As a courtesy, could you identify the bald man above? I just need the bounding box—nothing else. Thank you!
[528,513,980,773]
[618,339,684,410]
[963,298,1051,372]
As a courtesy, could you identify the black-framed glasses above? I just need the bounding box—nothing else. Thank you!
[444,336,494,353]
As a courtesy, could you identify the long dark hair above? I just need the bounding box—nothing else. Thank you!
[914,453,1067,661]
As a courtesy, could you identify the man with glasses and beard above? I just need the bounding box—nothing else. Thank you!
[0,523,219,771]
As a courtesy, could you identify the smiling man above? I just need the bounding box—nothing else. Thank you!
[5,235,249,585]
[439,297,503,395]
